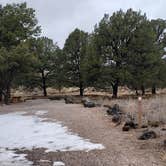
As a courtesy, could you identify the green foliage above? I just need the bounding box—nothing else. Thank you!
[126,21,160,90]
[0,2,40,48]
[149,19,166,91]
[0,2,40,103]
[1,2,166,101]
[84,34,103,87]
[63,28,88,96]
[92,9,148,97]
[48,48,66,91]
[22,37,61,96]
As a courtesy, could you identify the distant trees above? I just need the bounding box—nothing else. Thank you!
[0,2,166,103]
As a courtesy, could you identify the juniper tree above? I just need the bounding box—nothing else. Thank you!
[63,29,88,96]
[93,9,148,98]
[0,2,40,104]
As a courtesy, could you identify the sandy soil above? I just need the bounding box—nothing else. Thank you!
[0,99,165,166]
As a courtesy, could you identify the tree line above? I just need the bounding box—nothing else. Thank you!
[0,3,166,104]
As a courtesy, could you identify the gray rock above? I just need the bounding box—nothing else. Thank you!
[112,114,121,124]
[124,121,138,129]
[122,121,137,132]
[82,98,96,108]
[138,130,157,140]
[107,104,122,115]
[83,101,95,108]
[64,96,73,104]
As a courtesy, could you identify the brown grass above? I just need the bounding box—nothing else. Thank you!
[102,95,166,125]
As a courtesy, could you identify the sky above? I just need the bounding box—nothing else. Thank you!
[0,0,166,48]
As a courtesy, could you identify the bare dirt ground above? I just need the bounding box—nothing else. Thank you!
[0,99,165,166]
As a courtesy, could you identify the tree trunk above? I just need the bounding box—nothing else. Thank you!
[0,91,2,102]
[112,80,119,98]
[152,84,156,95]
[58,86,61,93]
[135,88,139,96]
[41,71,47,97]
[141,85,145,96]
[4,85,11,105]
[0,91,3,106]
[79,81,84,96]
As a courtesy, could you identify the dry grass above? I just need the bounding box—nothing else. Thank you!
[102,95,166,125]
[12,86,166,125]
[161,151,166,162]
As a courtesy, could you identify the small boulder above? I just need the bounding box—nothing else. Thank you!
[112,114,121,123]
[83,101,96,108]
[107,104,122,115]
[122,120,138,131]
[141,125,148,128]
[138,130,157,140]
[125,121,138,129]
[164,140,166,147]
[82,98,96,108]
[64,96,73,104]
[122,125,130,131]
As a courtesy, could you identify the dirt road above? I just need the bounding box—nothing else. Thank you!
[0,99,165,166]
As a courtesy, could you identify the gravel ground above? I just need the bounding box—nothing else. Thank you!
[0,99,165,166]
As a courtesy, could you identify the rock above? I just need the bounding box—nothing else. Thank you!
[64,96,73,104]
[112,114,121,123]
[106,104,123,124]
[141,125,148,128]
[125,121,138,129]
[82,98,96,108]
[161,128,166,131]
[138,130,157,140]
[122,120,138,132]
[107,104,122,115]
[122,125,130,131]
[83,101,96,108]
[164,140,166,147]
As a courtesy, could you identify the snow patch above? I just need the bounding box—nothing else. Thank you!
[53,161,65,166]
[0,148,32,166]
[35,110,48,116]
[0,112,104,165]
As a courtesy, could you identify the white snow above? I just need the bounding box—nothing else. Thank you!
[0,111,104,165]
[34,110,48,116]
[53,161,65,166]
[0,148,32,166]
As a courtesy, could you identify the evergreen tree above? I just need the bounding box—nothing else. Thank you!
[63,29,88,96]
[0,2,40,104]
[127,21,160,95]
[93,9,147,98]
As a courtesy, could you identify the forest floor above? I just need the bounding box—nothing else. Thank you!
[0,98,165,166]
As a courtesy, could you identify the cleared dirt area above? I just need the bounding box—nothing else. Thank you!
[0,99,165,166]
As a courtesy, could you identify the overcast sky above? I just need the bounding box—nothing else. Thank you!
[0,0,166,48]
